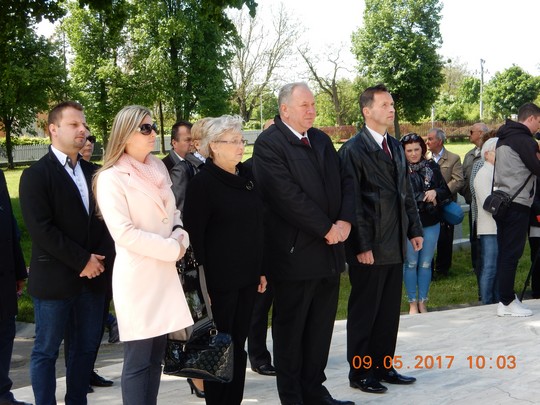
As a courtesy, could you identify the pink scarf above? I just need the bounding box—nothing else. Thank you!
[116,153,172,205]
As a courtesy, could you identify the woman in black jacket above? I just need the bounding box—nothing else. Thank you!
[401,133,451,314]
[183,115,265,405]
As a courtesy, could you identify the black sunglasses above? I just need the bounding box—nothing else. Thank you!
[138,123,158,135]
[86,135,96,144]
[401,133,420,143]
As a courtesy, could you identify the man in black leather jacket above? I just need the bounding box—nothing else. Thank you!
[339,84,423,395]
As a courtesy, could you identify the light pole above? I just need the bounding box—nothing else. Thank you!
[480,59,485,120]
[260,92,263,130]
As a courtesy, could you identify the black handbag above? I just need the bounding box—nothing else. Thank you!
[163,246,234,383]
[483,189,512,217]
[482,158,532,218]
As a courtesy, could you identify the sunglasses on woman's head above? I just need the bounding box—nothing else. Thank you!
[86,135,96,143]
[401,133,420,142]
[138,123,158,135]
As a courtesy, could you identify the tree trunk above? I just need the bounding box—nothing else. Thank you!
[159,100,166,154]
[5,119,14,169]
[393,110,401,139]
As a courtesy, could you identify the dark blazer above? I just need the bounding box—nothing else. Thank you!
[19,148,114,300]
[167,153,199,212]
[252,115,355,281]
[162,151,177,172]
[338,126,423,265]
[0,171,27,321]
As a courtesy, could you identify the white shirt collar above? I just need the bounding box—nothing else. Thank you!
[365,125,388,148]
[50,145,80,168]
[282,120,307,140]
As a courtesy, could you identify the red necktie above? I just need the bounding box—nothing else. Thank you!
[382,137,392,159]
[300,136,310,147]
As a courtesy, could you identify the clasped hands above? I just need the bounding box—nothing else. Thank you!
[324,220,351,245]
[80,253,105,279]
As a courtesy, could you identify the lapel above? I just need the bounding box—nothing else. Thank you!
[169,151,181,166]
[80,160,96,215]
[360,127,395,169]
[47,149,90,217]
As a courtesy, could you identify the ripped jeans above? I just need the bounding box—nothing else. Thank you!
[403,224,440,302]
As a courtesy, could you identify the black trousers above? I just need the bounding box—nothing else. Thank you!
[247,284,273,368]
[272,276,339,404]
[529,236,540,298]
[347,263,402,381]
[495,204,530,305]
[435,221,454,274]
[204,283,257,405]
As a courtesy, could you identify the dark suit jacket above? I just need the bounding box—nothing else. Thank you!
[338,126,423,265]
[164,151,200,211]
[252,115,355,281]
[19,148,114,300]
[162,151,177,172]
[0,171,27,320]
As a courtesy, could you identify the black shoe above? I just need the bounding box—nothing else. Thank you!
[349,377,387,394]
[315,395,355,405]
[251,363,277,376]
[107,317,120,343]
[87,385,94,394]
[90,371,114,387]
[0,398,33,405]
[379,369,416,385]
[187,378,205,398]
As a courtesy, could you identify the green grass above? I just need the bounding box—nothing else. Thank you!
[6,141,530,322]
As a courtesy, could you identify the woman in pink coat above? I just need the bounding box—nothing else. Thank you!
[94,105,193,405]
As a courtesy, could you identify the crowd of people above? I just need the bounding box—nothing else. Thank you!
[2,84,540,405]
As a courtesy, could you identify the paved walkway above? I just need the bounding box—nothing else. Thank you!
[11,299,540,404]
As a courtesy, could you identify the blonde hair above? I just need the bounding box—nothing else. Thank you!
[200,115,243,159]
[92,105,151,203]
[191,117,212,156]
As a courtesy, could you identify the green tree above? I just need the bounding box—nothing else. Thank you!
[0,0,66,168]
[352,0,444,136]
[61,0,130,145]
[484,65,540,119]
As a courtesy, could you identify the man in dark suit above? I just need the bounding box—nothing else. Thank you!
[339,84,423,395]
[162,121,199,211]
[253,82,355,405]
[0,171,30,405]
[19,101,113,405]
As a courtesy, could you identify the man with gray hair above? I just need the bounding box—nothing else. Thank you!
[426,128,464,278]
[462,122,489,296]
[253,82,355,405]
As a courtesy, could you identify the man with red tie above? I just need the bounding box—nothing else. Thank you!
[253,82,355,405]
[339,84,423,395]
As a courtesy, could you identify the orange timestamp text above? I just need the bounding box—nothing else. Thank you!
[351,355,517,370]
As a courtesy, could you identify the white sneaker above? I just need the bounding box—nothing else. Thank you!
[497,297,533,317]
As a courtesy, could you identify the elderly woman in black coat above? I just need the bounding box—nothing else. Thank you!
[183,115,265,405]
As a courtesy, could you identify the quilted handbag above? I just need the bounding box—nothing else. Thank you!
[163,246,234,383]
[163,326,234,383]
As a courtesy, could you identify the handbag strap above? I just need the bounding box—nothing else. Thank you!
[492,152,533,202]
[197,264,214,320]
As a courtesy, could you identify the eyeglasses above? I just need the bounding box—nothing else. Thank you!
[470,130,480,135]
[401,133,420,143]
[213,139,248,146]
[86,135,96,144]
[137,123,158,135]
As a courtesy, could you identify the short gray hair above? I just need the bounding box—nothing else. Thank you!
[200,115,243,158]
[278,82,311,110]
[428,128,446,143]
[481,137,498,159]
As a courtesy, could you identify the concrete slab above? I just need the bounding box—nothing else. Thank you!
[12,299,540,404]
